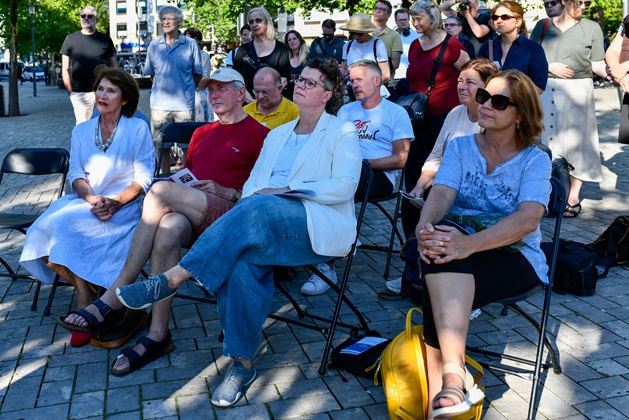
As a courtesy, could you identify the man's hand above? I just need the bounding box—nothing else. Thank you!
[190,180,241,201]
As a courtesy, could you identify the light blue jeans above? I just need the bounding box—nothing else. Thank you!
[179,195,331,360]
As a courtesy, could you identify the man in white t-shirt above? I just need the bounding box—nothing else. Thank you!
[301,59,413,295]
[394,8,421,81]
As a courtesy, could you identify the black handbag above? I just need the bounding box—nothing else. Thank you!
[329,332,390,379]
[396,34,451,121]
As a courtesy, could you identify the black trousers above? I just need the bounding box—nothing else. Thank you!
[401,114,448,237]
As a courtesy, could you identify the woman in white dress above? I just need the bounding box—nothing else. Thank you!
[20,66,154,333]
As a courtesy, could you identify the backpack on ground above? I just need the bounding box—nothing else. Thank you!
[541,239,599,296]
[589,216,629,273]
[375,308,484,420]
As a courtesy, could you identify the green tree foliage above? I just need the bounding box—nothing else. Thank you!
[582,0,623,36]
[0,0,110,62]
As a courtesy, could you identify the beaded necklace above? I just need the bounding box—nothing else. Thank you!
[95,115,122,151]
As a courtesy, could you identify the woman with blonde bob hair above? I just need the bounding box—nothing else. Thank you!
[416,70,550,419]
[233,6,290,99]
[478,0,548,94]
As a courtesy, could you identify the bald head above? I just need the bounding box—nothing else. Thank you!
[253,67,284,112]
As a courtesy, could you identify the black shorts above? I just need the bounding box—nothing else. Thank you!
[421,222,542,348]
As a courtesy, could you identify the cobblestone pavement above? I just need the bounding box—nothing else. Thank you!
[1,80,628,419]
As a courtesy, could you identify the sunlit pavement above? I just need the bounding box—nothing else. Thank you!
[0,80,628,419]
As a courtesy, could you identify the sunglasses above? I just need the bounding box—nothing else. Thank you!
[248,18,264,25]
[80,14,95,19]
[322,33,335,38]
[444,23,460,28]
[475,88,518,110]
[543,1,558,7]
[490,14,515,21]
[577,0,592,6]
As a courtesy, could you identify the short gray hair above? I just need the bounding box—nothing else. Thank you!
[348,59,382,83]
[158,6,184,23]
[82,5,98,18]
[410,0,441,30]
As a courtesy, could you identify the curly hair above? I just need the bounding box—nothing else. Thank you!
[303,57,345,115]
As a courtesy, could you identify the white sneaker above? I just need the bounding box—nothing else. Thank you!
[301,263,337,295]
[386,277,402,294]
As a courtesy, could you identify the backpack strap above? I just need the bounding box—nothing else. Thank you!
[317,38,330,58]
[247,42,262,70]
[539,18,550,44]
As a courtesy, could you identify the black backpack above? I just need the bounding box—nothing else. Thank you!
[590,216,629,272]
[542,239,599,296]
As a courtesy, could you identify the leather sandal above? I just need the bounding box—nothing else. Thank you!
[57,298,126,333]
[110,330,175,376]
[563,202,582,218]
[432,362,484,419]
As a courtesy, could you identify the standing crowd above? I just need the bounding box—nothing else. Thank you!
[16,0,621,417]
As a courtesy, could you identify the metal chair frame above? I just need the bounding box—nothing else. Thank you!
[155,122,207,178]
[466,176,565,419]
[0,148,70,311]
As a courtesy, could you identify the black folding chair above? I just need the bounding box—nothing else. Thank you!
[357,166,405,278]
[155,122,207,178]
[0,148,70,311]
[466,176,565,419]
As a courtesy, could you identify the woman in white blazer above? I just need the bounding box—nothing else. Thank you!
[115,58,361,407]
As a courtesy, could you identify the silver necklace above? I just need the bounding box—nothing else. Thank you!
[95,115,121,151]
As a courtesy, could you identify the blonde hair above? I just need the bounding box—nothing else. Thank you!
[409,0,441,30]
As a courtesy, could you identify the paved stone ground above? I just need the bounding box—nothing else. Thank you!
[1,80,628,419]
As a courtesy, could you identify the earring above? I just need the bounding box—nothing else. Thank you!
[516,121,520,130]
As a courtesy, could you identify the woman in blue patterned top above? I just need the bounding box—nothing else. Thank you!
[416,70,551,419]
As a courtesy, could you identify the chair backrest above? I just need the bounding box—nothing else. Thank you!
[162,122,208,145]
[545,176,566,287]
[354,159,374,203]
[0,148,70,201]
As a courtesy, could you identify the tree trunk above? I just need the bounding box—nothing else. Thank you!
[8,0,20,117]
[590,5,605,33]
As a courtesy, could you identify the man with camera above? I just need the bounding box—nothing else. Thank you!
[439,0,493,56]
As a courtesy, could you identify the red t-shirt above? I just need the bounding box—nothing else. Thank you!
[406,36,466,116]
[184,116,269,190]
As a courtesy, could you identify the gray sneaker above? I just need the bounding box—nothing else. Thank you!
[115,274,177,310]
[211,360,256,407]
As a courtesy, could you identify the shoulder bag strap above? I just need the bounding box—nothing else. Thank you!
[373,38,379,62]
[248,41,262,70]
[317,38,330,58]
[426,34,451,95]
[540,18,550,45]
[489,38,494,62]
[346,39,354,57]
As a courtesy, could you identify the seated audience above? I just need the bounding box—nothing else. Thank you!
[409,58,499,199]
[417,70,550,418]
[56,69,269,372]
[301,59,413,296]
[243,67,300,129]
[20,67,155,346]
[114,58,361,407]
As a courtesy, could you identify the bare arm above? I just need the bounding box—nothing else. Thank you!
[606,34,629,91]
[72,178,99,205]
[453,49,471,71]
[62,55,72,94]
[592,60,608,79]
[379,61,391,84]
[368,138,410,171]
[463,12,491,40]
[438,0,458,17]
[108,54,119,68]
[391,51,402,71]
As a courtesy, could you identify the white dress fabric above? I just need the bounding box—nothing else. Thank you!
[194,50,214,123]
[20,116,155,288]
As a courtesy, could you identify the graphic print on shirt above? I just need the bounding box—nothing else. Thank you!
[353,119,380,141]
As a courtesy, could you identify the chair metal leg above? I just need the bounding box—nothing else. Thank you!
[383,193,404,278]
[31,281,41,311]
[43,275,61,316]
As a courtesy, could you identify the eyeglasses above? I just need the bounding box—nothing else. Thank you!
[490,14,515,21]
[444,23,460,28]
[248,17,264,25]
[252,89,273,96]
[295,76,328,90]
[543,1,558,7]
[160,17,176,23]
[80,14,95,19]
[374,6,388,12]
[475,88,518,110]
[567,0,591,5]
[322,32,335,38]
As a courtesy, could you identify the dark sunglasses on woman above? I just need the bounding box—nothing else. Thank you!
[491,14,515,21]
[475,88,518,110]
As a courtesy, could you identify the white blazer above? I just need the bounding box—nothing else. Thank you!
[243,112,362,257]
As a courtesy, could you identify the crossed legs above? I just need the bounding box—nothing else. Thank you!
[62,181,208,330]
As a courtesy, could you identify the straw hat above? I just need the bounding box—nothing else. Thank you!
[339,13,378,33]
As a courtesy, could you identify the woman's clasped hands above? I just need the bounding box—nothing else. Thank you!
[89,195,121,221]
[416,222,473,265]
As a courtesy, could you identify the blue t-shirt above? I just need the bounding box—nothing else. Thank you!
[144,32,203,111]
[435,134,552,282]
[478,33,549,91]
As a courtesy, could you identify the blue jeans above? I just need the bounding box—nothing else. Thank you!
[179,195,331,360]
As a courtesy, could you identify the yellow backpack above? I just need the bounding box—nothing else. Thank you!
[375,308,484,420]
